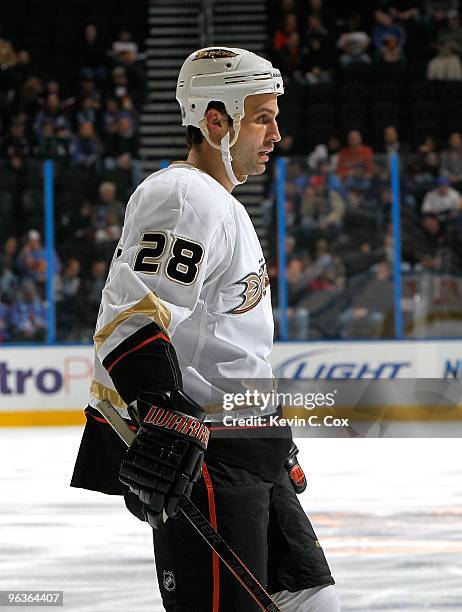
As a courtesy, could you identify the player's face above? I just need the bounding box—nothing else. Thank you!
[230,94,281,176]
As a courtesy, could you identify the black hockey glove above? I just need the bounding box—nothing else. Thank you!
[284,442,307,494]
[119,389,209,529]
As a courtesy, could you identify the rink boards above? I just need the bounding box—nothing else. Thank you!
[1,340,462,426]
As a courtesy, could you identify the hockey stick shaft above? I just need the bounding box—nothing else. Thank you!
[96,400,281,612]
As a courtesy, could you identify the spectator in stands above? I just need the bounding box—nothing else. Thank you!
[437,10,462,54]
[113,43,146,110]
[71,121,100,169]
[0,258,18,305]
[92,181,125,229]
[108,66,132,107]
[271,0,296,30]
[35,119,58,159]
[2,118,32,159]
[56,258,83,340]
[106,66,145,110]
[301,13,330,49]
[79,24,107,81]
[101,97,120,136]
[45,80,61,97]
[287,160,311,193]
[104,115,141,186]
[94,210,123,247]
[104,114,138,159]
[429,4,448,40]
[64,199,94,246]
[78,74,102,105]
[0,237,19,274]
[279,182,300,234]
[0,37,17,101]
[14,76,44,116]
[85,260,107,302]
[300,14,334,78]
[300,175,345,239]
[343,185,379,235]
[0,36,16,63]
[34,93,68,136]
[9,279,47,342]
[112,30,139,60]
[337,130,374,179]
[337,29,371,67]
[309,238,333,275]
[372,8,407,62]
[338,261,394,337]
[76,96,99,127]
[421,176,462,216]
[274,256,310,339]
[416,214,447,261]
[15,229,60,293]
[427,41,462,79]
[13,50,41,84]
[275,31,303,76]
[273,13,299,51]
[441,132,462,187]
[56,258,81,301]
[381,125,401,154]
[308,136,341,173]
[407,135,440,191]
[102,151,137,199]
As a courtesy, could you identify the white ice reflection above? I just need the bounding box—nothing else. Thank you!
[0,429,461,611]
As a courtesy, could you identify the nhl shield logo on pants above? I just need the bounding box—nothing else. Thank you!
[163,570,176,592]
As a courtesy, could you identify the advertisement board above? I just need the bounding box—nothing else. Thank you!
[1,340,461,424]
[271,340,462,379]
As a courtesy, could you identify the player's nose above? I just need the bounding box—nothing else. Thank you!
[267,118,281,143]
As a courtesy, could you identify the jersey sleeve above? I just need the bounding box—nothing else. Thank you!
[94,170,232,405]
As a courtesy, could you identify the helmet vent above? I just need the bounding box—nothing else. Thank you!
[224,71,273,84]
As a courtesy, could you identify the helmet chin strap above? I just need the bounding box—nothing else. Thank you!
[199,115,248,186]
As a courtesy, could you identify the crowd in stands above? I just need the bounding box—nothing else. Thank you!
[268,0,462,338]
[0,2,147,342]
[2,1,462,342]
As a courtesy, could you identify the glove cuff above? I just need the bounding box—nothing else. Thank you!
[138,389,205,421]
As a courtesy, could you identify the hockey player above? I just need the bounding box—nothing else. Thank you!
[72,47,340,611]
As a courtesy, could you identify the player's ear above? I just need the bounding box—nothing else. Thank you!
[204,108,228,140]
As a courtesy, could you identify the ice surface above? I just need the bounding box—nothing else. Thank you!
[0,428,461,611]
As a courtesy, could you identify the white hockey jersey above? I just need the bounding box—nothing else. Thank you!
[89,163,275,419]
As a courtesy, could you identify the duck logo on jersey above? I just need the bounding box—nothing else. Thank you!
[163,570,176,592]
[228,260,270,315]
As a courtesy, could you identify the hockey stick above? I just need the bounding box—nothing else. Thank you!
[96,399,282,612]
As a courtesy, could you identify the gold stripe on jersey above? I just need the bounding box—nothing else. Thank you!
[90,380,128,409]
[93,292,172,352]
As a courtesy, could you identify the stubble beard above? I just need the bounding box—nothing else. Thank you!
[231,144,266,177]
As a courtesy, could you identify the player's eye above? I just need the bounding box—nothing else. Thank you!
[256,115,269,124]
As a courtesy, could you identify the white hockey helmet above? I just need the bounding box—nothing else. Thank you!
[176,47,284,185]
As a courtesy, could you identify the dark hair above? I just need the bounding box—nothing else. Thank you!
[186,101,232,148]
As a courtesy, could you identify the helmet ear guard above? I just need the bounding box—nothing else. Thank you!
[199,114,245,186]
[198,114,241,149]
[177,47,284,185]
